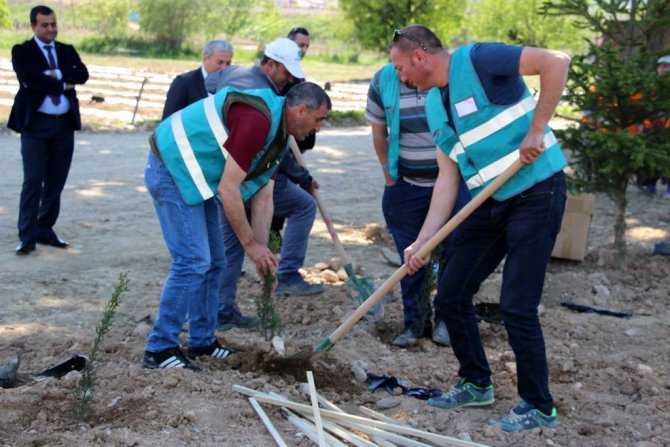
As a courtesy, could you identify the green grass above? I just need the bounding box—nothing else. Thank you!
[0,35,380,83]
[327,110,366,126]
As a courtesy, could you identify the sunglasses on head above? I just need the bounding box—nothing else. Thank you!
[392,29,427,51]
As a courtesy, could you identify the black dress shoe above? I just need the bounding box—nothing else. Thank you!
[15,241,36,255]
[37,236,69,248]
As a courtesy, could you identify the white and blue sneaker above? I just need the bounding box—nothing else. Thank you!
[143,347,201,371]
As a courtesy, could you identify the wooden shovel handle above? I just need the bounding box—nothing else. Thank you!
[288,137,356,267]
[326,158,525,346]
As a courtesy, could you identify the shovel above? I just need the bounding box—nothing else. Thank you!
[281,158,524,364]
[288,138,380,316]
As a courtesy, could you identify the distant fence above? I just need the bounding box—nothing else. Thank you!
[0,59,368,125]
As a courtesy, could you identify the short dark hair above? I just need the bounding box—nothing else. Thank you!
[389,25,443,54]
[285,82,331,111]
[287,27,309,39]
[30,5,55,25]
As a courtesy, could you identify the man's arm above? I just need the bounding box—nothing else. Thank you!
[249,180,275,249]
[60,44,88,86]
[12,44,63,95]
[370,121,395,186]
[217,157,278,276]
[518,47,570,164]
[403,150,460,274]
[162,75,188,120]
[280,151,316,193]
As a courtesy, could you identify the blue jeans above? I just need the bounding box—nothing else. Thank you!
[144,151,225,352]
[435,171,566,413]
[217,178,317,315]
[273,178,317,277]
[217,203,246,316]
[382,178,470,330]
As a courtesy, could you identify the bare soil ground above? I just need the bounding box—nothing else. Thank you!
[0,127,669,447]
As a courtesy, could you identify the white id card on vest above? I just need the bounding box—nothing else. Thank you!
[454,97,478,118]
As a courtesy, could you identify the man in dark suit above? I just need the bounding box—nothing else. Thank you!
[9,5,88,255]
[161,40,233,119]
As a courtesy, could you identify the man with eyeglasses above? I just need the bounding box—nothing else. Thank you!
[365,63,470,347]
[10,5,88,255]
[390,25,570,432]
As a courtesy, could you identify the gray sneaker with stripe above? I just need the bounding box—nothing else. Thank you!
[427,378,495,409]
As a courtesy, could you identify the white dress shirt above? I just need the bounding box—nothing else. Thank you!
[34,36,71,115]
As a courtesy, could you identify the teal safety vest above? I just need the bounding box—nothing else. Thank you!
[378,64,401,181]
[154,87,286,205]
[378,64,438,181]
[425,44,567,200]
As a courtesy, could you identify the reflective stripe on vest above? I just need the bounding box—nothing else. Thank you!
[446,44,566,200]
[169,109,223,201]
[155,87,284,205]
[203,95,228,149]
[463,132,558,189]
[458,95,537,147]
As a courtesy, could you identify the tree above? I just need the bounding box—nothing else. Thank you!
[138,0,254,50]
[137,0,196,50]
[78,0,134,38]
[467,0,588,50]
[545,0,670,261]
[243,0,283,55]
[339,0,466,52]
[200,0,253,40]
[0,0,11,29]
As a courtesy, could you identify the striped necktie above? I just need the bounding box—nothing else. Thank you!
[44,45,61,106]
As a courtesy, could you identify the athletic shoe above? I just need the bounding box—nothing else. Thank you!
[187,340,238,359]
[488,400,558,432]
[274,273,324,297]
[143,347,201,371]
[218,308,258,331]
[427,378,494,409]
[431,320,451,346]
[391,324,431,347]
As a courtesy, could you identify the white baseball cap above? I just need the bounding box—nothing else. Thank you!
[657,55,670,65]
[264,37,305,79]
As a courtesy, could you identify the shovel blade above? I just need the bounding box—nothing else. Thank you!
[276,336,334,365]
[343,264,384,321]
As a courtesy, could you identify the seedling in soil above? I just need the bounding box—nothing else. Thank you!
[73,272,129,421]
[256,231,281,341]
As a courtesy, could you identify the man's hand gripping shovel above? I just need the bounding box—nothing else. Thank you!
[288,137,383,320]
[278,158,524,365]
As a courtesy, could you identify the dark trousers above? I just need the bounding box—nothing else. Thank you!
[17,114,75,243]
[436,171,566,413]
[382,178,470,330]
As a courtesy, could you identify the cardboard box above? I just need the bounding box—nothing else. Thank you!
[551,193,594,261]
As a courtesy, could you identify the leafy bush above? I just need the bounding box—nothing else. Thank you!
[0,0,10,29]
[79,36,198,59]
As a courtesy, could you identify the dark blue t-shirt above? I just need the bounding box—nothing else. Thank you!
[440,43,524,126]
